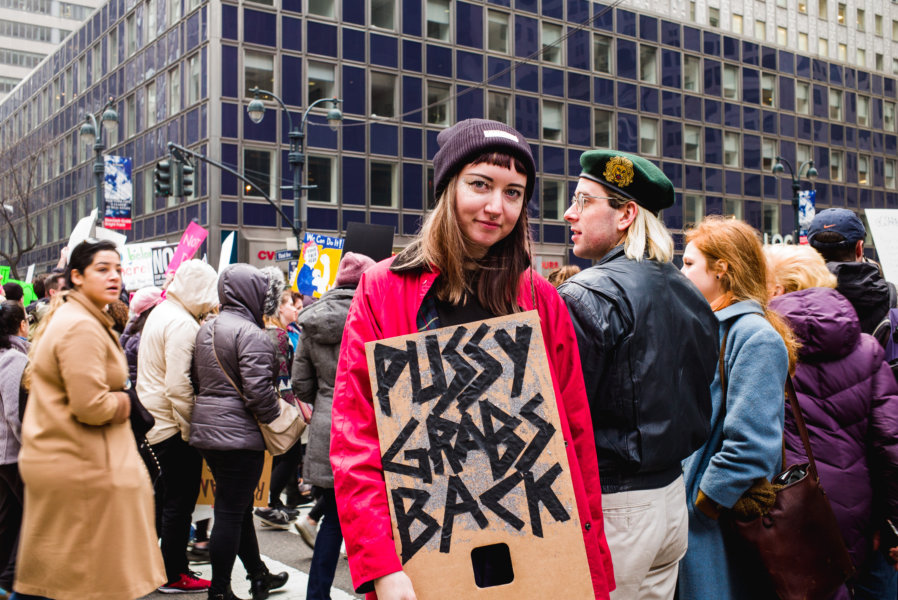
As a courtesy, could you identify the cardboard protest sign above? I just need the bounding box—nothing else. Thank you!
[121,242,165,291]
[365,311,593,599]
[197,453,273,508]
[68,209,127,252]
[292,232,344,298]
[219,231,236,274]
[0,266,8,285]
[152,243,179,286]
[165,222,208,279]
[343,222,394,262]
[865,209,898,284]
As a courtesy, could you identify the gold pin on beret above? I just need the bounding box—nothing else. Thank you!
[603,155,635,188]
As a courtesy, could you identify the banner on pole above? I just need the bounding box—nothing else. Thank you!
[103,156,133,230]
[798,189,816,244]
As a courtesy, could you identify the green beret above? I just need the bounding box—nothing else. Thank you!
[579,150,674,214]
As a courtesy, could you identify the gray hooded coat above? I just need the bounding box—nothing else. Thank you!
[293,285,356,488]
[190,264,280,452]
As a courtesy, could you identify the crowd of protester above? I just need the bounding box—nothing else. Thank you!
[0,119,897,600]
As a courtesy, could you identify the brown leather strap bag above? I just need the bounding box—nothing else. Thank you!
[719,326,855,599]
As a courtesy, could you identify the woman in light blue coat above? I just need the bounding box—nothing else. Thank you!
[677,217,797,600]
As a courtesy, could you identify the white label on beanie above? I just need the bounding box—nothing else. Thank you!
[483,129,519,143]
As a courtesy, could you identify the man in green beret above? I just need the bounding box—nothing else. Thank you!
[557,149,718,600]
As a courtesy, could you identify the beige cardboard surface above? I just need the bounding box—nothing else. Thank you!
[197,452,273,508]
[366,311,593,599]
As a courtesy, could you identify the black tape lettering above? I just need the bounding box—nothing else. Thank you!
[373,343,416,417]
[515,393,557,473]
[382,418,432,483]
[480,400,526,480]
[405,341,422,404]
[453,410,487,464]
[440,475,489,553]
[414,334,448,404]
[479,471,525,530]
[392,487,441,563]
[523,464,570,538]
[432,327,477,417]
[426,414,462,475]
[494,325,532,398]
[457,323,503,410]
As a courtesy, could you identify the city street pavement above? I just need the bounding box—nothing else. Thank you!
[140,505,361,600]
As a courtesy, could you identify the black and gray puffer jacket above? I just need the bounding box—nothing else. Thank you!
[190,263,280,452]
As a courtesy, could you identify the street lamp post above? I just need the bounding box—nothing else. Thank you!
[246,89,343,254]
[773,156,818,243]
[79,99,119,234]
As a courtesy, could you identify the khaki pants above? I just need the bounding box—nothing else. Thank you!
[603,475,688,600]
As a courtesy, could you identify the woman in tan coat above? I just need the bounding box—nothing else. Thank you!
[12,240,164,600]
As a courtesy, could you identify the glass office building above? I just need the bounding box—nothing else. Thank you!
[1,0,897,273]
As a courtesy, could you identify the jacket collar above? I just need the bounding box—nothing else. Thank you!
[715,299,764,323]
[598,245,626,265]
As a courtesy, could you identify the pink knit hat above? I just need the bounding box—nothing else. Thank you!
[334,252,376,287]
[129,286,164,316]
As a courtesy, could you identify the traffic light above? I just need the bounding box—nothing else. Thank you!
[154,159,172,197]
[180,162,195,198]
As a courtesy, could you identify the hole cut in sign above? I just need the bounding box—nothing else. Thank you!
[471,543,515,588]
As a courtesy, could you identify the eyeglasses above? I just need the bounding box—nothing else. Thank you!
[569,191,621,214]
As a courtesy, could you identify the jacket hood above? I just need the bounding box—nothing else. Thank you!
[769,286,860,361]
[167,259,219,318]
[296,286,355,344]
[828,261,891,316]
[218,263,268,327]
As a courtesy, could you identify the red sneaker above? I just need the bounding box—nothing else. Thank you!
[158,572,212,594]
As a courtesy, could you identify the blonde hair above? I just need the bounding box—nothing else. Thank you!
[622,205,674,263]
[686,216,800,371]
[392,153,533,316]
[24,290,66,390]
[764,245,837,294]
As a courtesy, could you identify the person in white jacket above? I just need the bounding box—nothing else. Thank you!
[137,259,219,594]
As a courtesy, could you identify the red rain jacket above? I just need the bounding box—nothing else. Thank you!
[330,258,615,599]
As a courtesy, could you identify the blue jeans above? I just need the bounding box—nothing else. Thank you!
[306,488,343,600]
[853,550,897,600]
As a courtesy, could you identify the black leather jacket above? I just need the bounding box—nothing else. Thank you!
[558,246,718,493]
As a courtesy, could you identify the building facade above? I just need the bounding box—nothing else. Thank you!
[2,0,898,275]
[0,0,104,99]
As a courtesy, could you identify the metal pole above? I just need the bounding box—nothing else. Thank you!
[792,178,800,243]
[289,128,304,255]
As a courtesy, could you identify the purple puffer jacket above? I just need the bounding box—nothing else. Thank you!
[771,286,898,571]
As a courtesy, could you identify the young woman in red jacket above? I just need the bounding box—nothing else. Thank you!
[330,119,616,600]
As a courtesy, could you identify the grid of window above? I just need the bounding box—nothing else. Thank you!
[0,48,43,69]
[0,19,66,42]
[7,0,898,272]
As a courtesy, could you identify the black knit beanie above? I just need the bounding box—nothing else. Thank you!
[432,119,536,203]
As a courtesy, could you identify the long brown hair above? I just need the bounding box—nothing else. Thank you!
[685,216,799,371]
[392,152,532,316]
